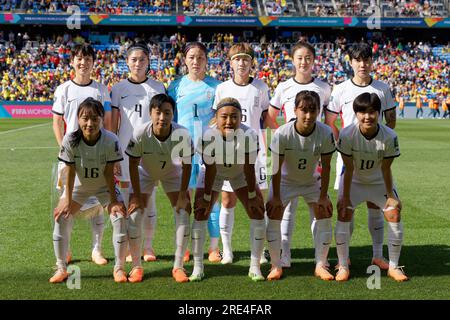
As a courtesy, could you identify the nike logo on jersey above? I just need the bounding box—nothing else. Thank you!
[344,100,353,105]
[121,95,129,99]
[68,98,77,104]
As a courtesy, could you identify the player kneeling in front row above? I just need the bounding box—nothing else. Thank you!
[267,91,336,281]
[335,92,408,282]
[126,94,193,283]
[192,97,282,282]
[50,98,126,283]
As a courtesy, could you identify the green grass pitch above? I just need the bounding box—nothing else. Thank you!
[0,118,449,300]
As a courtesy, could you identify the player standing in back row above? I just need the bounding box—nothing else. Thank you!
[325,42,396,271]
[213,43,277,265]
[268,41,331,268]
[168,42,222,263]
[111,42,166,263]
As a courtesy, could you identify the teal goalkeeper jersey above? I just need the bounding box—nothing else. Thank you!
[168,75,221,152]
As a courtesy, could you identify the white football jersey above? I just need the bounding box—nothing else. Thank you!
[270,121,336,185]
[58,128,123,192]
[52,80,111,134]
[337,123,400,185]
[270,77,331,122]
[213,78,270,130]
[111,78,166,150]
[200,124,259,180]
[125,122,193,181]
[327,78,396,128]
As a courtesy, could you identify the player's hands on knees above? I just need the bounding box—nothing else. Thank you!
[113,162,121,176]
[128,193,144,215]
[176,192,191,214]
[337,196,353,221]
[54,198,72,220]
[266,197,284,220]
[248,197,265,218]
[317,195,333,219]
[385,197,402,212]
[109,201,127,218]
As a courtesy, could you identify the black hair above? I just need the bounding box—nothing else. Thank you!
[183,41,208,57]
[126,41,150,57]
[216,97,242,112]
[295,90,320,111]
[291,41,316,58]
[150,93,176,113]
[69,98,105,148]
[348,42,373,60]
[70,43,96,62]
[353,92,381,114]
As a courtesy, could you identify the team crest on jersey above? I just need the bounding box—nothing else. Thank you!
[207,90,214,101]
[114,141,119,152]
[60,146,65,155]
[127,140,135,149]
[254,96,260,109]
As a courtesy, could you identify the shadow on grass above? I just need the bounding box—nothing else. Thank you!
[57,244,450,281]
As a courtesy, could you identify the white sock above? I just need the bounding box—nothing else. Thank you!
[174,208,190,269]
[128,210,143,268]
[308,206,318,246]
[335,220,351,268]
[387,221,403,268]
[143,189,157,252]
[266,219,281,268]
[192,220,207,276]
[219,206,235,257]
[209,237,219,251]
[368,208,384,259]
[280,198,298,259]
[315,218,332,266]
[250,219,265,273]
[90,208,104,253]
[53,214,74,270]
[110,213,128,272]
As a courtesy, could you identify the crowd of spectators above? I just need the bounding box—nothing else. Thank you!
[386,0,444,17]
[0,0,173,14]
[183,0,254,16]
[0,30,448,104]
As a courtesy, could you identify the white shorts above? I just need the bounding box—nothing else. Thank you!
[338,181,400,209]
[221,152,268,192]
[62,186,122,208]
[116,154,130,182]
[334,152,344,190]
[269,180,321,207]
[57,161,102,211]
[136,166,179,194]
[196,165,248,192]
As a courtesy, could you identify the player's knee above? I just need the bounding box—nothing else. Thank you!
[384,211,401,223]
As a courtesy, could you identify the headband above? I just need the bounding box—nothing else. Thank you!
[216,99,242,112]
[230,53,253,61]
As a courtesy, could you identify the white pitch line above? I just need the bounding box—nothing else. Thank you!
[0,122,51,135]
[0,146,58,150]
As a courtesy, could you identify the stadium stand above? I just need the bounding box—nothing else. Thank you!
[0,30,448,103]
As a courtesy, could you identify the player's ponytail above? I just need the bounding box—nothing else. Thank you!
[69,98,105,148]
